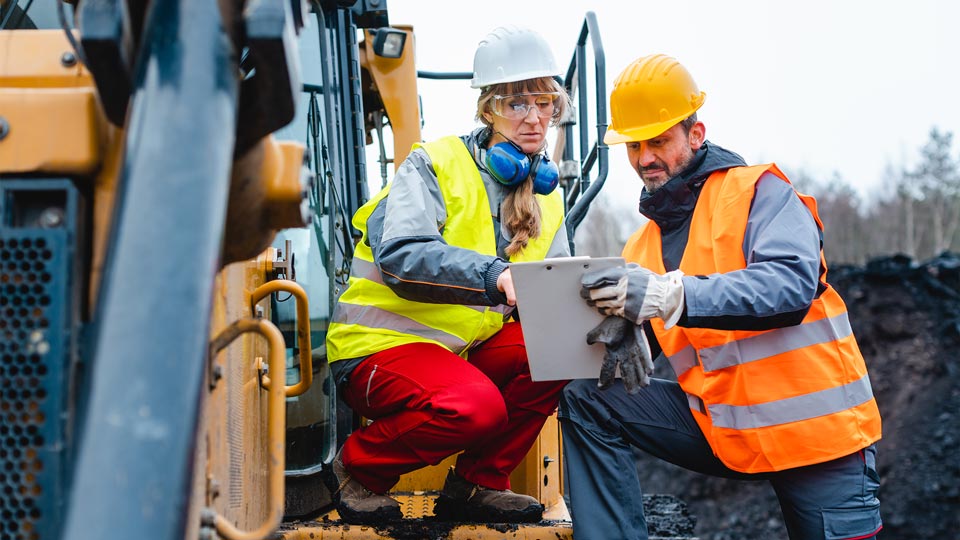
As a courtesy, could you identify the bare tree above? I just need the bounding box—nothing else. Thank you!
[781,167,865,264]
[575,128,960,267]
[816,173,865,264]
[910,128,960,255]
[863,195,900,259]
[891,163,921,259]
[573,192,645,257]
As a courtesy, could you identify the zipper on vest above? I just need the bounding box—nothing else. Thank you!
[366,365,378,408]
[462,304,502,358]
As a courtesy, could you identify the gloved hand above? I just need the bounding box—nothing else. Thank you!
[586,316,654,394]
[581,264,685,328]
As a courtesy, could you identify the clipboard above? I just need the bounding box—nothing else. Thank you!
[510,256,625,381]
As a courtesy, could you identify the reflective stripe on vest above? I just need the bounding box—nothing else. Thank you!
[331,302,470,352]
[345,259,511,318]
[698,312,853,372]
[704,372,874,430]
[624,164,881,473]
[325,135,564,362]
[667,345,698,377]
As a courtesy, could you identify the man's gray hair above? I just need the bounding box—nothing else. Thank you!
[679,113,698,134]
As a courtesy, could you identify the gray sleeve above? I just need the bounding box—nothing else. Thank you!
[680,172,820,329]
[369,148,509,306]
[545,219,571,258]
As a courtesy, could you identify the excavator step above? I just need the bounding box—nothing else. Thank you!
[278,493,697,540]
[280,492,571,540]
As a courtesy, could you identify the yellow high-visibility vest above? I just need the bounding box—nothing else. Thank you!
[326,135,564,361]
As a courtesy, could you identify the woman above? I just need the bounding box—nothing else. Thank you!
[324,25,571,525]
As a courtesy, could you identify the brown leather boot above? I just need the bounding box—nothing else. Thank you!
[332,449,402,524]
[433,468,543,523]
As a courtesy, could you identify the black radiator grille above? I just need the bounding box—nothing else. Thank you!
[0,230,68,540]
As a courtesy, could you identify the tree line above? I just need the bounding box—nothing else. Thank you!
[576,127,960,266]
[789,127,960,265]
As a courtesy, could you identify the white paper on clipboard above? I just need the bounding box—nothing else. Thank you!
[510,256,625,381]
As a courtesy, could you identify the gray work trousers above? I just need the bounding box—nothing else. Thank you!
[558,379,882,540]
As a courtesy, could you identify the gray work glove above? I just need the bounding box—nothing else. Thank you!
[586,316,654,394]
[581,264,685,328]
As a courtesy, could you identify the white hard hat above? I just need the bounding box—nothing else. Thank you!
[471,26,560,89]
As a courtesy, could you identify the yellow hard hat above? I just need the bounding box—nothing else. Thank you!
[604,54,706,145]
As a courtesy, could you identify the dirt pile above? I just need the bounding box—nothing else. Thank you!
[636,253,960,539]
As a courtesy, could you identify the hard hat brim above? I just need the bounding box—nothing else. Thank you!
[604,118,681,145]
[470,68,562,89]
[604,92,705,145]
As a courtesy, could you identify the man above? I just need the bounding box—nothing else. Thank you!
[558,54,883,540]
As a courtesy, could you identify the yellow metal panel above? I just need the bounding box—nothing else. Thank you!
[201,257,276,537]
[0,30,93,87]
[360,26,421,168]
[261,138,310,230]
[0,88,102,174]
[390,414,565,500]
[87,125,125,314]
[509,414,565,513]
[393,455,457,492]
[262,140,306,202]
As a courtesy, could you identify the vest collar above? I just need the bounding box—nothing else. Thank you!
[638,141,747,230]
[464,127,494,172]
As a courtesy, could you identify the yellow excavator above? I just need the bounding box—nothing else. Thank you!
[0,1,672,539]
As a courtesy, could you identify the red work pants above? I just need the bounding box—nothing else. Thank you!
[339,322,568,494]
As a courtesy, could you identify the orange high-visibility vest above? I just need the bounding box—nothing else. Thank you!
[624,164,881,473]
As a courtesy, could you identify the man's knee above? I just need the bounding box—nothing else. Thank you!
[559,379,613,429]
[559,379,596,412]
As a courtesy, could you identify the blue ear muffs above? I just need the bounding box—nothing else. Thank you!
[485,141,559,195]
[485,141,530,187]
[529,153,559,196]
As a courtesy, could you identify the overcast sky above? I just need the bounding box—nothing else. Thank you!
[380,0,959,209]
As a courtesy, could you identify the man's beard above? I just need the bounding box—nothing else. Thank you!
[640,150,695,193]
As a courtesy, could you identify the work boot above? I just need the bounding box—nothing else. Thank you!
[331,449,403,524]
[433,468,543,523]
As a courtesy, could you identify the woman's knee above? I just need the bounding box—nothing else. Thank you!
[437,382,507,438]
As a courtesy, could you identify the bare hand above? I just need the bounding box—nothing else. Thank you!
[497,268,517,306]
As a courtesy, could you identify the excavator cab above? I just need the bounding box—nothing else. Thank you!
[0,1,611,539]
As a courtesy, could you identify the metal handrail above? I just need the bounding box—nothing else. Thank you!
[417,70,472,80]
[251,279,313,397]
[205,318,287,540]
[562,11,609,244]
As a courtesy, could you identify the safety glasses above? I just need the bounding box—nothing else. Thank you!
[492,92,561,120]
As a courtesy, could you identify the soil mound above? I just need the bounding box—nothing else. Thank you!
[637,253,960,539]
